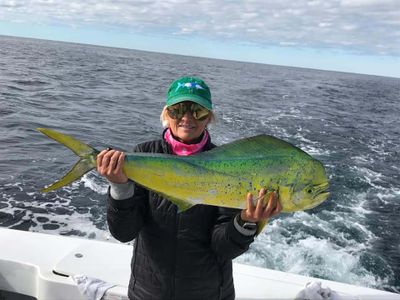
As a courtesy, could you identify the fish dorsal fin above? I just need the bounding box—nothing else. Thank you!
[196,135,307,160]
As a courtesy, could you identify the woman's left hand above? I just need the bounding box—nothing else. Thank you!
[241,188,282,222]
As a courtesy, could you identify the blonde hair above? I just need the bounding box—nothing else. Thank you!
[160,106,215,129]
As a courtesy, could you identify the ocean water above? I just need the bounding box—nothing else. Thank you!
[0,35,399,293]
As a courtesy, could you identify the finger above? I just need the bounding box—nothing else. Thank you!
[271,196,282,217]
[96,149,108,163]
[259,188,267,207]
[255,188,266,218]
[264,191,278,218]
[107,151,121,175]
[114,152,125,175]
[246,192,255,215]
[97,149,111,173]
[96,151,104,171]
[101,150,116,172]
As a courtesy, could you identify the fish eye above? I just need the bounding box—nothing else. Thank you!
[307,188,313,194]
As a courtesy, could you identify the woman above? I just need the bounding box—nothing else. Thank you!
[97,76,282,300]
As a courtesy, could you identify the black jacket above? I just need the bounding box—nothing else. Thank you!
[107,136,255,300]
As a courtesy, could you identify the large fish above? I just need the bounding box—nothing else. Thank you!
[38,128,329,219]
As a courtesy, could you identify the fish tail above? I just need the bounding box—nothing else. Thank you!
[37,128,99,193]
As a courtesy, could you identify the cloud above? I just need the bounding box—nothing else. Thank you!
[1,0,399,55]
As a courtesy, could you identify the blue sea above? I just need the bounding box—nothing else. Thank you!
[0,35,399,294]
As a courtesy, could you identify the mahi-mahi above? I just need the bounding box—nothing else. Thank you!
[38,128,329,230]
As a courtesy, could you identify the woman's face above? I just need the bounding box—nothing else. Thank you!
[166,102,210,144]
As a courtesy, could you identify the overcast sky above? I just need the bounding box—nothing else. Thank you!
[1,0,399,77]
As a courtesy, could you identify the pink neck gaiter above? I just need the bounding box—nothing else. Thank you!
[164,128,209,156]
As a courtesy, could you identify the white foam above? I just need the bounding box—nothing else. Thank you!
[235,207,385,290]
[0,174,14,181]
[368,141,390,157]
[351,155,373,164]
[350,166,386,189]
[390,187,400,195]
[274,132,331,156]
[300,144,332,156]
[391,165,400,172]
[30,210,112,241]
[0,178,113,241]
[349,195,373,216]
[80,172,108,195]
[3,182,24,191]
[376,187,400,204]
[258,122,290,139]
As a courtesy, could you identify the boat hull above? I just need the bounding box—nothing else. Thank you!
[0,228,399,300]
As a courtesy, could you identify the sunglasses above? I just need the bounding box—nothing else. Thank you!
[167,102,210,120]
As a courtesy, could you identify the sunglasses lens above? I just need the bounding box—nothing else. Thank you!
[167,104,183,119]
[191,104,210,120]
[167,103,210,120]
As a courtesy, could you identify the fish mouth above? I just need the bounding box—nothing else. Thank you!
[314,191,330,203]
[313,182,330,206]
[301,182,330,210]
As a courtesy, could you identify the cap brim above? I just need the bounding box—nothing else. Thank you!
[167,94,212,110]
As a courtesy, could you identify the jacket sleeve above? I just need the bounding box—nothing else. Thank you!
[211,207,255,260]
[106,144,149,243]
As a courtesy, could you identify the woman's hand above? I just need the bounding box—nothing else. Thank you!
[96,149,128,184]
[241,188,282,222]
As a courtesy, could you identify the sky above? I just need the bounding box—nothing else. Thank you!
[0,0,399,78]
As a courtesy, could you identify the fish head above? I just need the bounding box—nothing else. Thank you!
[280,160,330,212]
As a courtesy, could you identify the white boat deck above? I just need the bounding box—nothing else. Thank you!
[0,228,399,300]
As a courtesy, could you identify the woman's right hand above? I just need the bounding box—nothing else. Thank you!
[96,149,128,184]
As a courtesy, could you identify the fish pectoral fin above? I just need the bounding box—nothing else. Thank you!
[168,197,193,213]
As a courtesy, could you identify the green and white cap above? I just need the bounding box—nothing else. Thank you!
[166,76,212,110]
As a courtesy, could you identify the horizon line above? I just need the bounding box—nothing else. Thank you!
[1,33,399,80]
